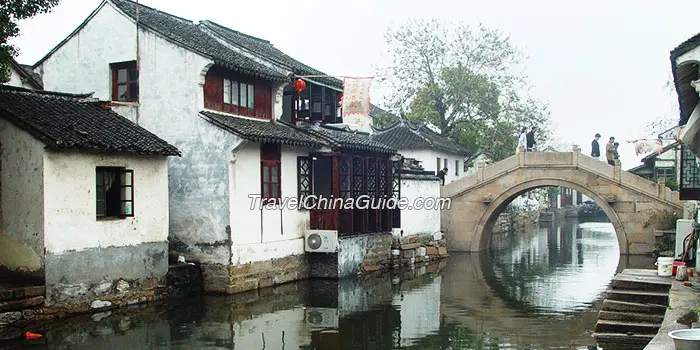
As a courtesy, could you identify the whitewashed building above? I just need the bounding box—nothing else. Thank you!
[30,0,401,291]
[3,56,43,90]
[373,117,470,185]
[0,84,179,307]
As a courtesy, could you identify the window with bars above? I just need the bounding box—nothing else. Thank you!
[297,156,312,200]
[111,61,138,102]
[455,160,459,176]
[96,167,133,218]
[260,143,281,203]
[654,167,676,180]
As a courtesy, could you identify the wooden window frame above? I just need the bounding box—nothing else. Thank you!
[223,78,255,111]
[297,156,312,202]
[110,61,138,102]
[260,143,282,204]
[96,166,134,219]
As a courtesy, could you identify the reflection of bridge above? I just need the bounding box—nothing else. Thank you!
[441,151,684,254]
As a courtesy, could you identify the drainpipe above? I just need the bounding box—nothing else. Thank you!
[135,0,140,125]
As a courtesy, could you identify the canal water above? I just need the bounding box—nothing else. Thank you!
[3,218,655,349]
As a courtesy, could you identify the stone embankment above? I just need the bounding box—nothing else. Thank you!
[360,233,448,273]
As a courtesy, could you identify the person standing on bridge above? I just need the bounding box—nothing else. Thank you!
[606,136,616,166]
[591,133,601,159]
[526,127,537,152]
[516,127,527,153]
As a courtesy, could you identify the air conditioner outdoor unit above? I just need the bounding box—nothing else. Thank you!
[304,230,338,253]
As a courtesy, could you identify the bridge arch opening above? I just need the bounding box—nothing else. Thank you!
[477,178,628,254]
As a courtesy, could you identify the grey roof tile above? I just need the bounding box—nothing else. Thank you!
[110,0,287,81]
[200,110,327,148]
[0,85,180,156]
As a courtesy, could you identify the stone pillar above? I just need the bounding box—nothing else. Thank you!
[614,160,621,182]
[657,177,666,200]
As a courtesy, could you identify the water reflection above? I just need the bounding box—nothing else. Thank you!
[1,219,651,349]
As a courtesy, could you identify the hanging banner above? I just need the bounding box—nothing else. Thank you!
[627,139,663,156]
[342,77,373,116]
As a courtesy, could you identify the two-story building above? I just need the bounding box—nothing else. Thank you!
[31,0,402,292]
[373,116,470,185]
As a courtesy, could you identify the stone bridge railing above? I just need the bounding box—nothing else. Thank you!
[441,151,685,255]
[443,151,682,210]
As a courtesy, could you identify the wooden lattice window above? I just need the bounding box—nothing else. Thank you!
[353,157,365,198]
[96,167,134,218]
[297,156,312,200]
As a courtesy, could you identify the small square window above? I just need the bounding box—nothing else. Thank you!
[111,61,138,102]
[96,167,134,218]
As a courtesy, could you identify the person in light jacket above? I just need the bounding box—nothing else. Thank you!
[516,127,527,153]
[606,136,616,166]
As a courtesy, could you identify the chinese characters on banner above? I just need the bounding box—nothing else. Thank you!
[342,77,373,116]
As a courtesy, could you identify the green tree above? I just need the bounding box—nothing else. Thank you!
[1,0,61,82]
[377,19,552,161]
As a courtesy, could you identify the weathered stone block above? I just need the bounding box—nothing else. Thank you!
[226,279,259,294]
[402,249,416,259]
[0,296,43,313]
[438,247,448,256]
[0,312,22,326]
[426,247,438,256]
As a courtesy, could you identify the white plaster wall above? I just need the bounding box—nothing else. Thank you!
[229,142,309,265]
[399,177,441,236]
[34,2,245,264]
[6,68,29,89]
[0,119,45,274]
[43,151,169,253]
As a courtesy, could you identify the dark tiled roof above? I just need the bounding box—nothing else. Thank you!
[373,120,467,155]
[0,85,180,156]
[13,61,43,89]
[17,64,43,89]
[670,33,700,125]
[109,0,286,81]
[671,33,700,60]
[296,124,396,154]
[199,110,327,148]
[200,21,342,89]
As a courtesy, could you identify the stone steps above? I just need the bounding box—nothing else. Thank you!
[594,319,661,334]
[598,310,665,323]
[593,269,672,349]
[601,300,667,315]
[606,289,669,305]
[611,274,672,292]
[592,332,655,346]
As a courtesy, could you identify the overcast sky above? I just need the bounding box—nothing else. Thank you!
[9,0,700,169]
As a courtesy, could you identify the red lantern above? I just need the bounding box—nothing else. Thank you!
[293,79,306,92]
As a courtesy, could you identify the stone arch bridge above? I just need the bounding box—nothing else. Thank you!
[441,151,684,255]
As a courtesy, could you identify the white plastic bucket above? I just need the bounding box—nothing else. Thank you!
[656,257,674,276]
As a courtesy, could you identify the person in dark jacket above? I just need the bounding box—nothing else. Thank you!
[437,167,448,186]
[591,133,601,159]
[526,127,537,152]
